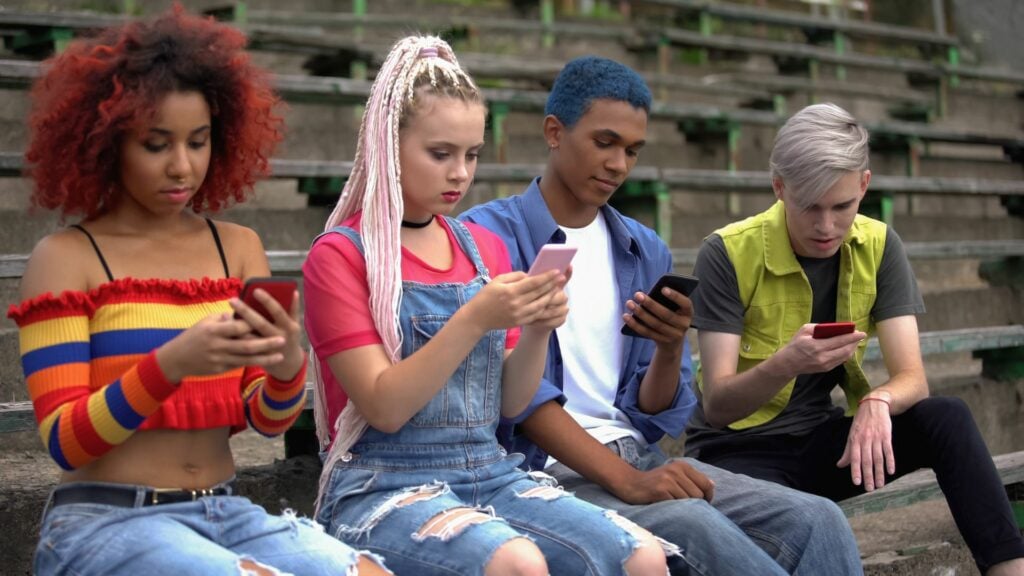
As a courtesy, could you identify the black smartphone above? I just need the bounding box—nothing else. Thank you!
[235,277,297,321]
[621,273,699,338]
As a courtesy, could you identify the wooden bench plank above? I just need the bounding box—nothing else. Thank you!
[840,451,1024,517]
[637,0,958,47]
[650,26,941,76]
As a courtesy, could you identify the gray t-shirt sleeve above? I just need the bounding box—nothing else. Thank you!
[872,227,926,321]
[691,234,745,335]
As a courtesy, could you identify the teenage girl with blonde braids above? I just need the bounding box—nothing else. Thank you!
[303,35,669,575]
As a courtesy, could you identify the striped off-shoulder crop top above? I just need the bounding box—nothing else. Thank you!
[7,277,307,471]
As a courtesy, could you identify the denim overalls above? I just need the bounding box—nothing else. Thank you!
[315,218,642,575]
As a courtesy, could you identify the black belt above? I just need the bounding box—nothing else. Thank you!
[51,480,237,508]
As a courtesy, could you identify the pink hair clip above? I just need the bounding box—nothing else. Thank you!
[418,46,439,59]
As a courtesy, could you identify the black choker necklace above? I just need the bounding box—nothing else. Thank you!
[401,215,435,229]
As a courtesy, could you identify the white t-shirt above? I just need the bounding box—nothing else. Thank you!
[547,213,646,468]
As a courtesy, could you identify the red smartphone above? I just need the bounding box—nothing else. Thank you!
[621,273,700,337]
[528,244,578,276]
[236,277,297,321]
[812,322,856,339]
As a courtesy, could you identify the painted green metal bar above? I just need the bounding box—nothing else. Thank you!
[773,94,787,117]
[727,122,741,216]
[696,10,712,67]
[976,347,1024,381]
[833,31,847,82]
[947,45,960,89]
[541,0,555,49]
[233,2,248,26]
[654,182,671,244]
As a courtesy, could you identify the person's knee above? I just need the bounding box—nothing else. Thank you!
[801,494,849,530]
[907,396,978,436]
[912,396,970,421]
[486,537,547,576]
[624,536,669,576]
[354,554,392,576]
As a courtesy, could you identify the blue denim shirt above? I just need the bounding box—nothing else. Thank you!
[459,178,696,471]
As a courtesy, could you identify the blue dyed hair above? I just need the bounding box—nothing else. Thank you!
[545,56,652,128]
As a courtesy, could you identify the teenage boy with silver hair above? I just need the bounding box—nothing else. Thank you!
[687,102,1024,575]
[462,59,863,575]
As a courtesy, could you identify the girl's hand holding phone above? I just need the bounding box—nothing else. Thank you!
[470,270,563,332]
[155,309,293,385]
[229,279,305,381]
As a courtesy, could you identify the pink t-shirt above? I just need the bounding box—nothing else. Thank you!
[303,213,521,435]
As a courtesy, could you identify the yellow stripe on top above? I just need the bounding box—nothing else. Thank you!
[20,315,90,355]
[91,300,233,332]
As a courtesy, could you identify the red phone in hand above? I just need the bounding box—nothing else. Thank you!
[236,277,297,321]
[812,322,856,339]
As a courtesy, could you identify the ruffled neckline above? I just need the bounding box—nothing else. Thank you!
[8,276,242,321]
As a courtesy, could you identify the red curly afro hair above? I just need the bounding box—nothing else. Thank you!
[25,4,283,219]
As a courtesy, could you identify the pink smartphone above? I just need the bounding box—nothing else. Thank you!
[812,322,856,339]
[235,277,297,321]
[528,244,577,276]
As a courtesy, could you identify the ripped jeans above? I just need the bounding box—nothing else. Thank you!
[35,483,372,576]
[318,448,643,576]
[314,221,651,575]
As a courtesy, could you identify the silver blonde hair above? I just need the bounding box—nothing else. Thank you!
[769,103,869,209]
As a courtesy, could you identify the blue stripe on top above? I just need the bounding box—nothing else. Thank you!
[22,342,90,378]
[260,388,305,412]
[91,329,182,359]
[47,415,73,471]
[104,381,146,430]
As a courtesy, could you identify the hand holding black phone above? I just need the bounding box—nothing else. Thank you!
[621,273,699,338]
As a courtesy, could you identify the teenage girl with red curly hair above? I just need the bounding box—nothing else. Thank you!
[7,7,389,575]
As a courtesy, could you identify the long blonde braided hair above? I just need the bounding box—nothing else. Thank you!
[313,35,482,503]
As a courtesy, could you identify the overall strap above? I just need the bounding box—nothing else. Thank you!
[205,218,230,278]
[70,224,114,282]
[314,226,365,255]
[443,216,490,281]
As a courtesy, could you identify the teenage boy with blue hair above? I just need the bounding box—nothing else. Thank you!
[460,56,863,575]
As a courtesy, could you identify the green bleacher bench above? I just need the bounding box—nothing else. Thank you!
[840,451,1024,520]
[634,0,958,51]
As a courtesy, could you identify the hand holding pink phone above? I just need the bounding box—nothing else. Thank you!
[528,244,577,276]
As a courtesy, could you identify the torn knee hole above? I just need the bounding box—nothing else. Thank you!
[395,483,447,507]
[238,558,282,576]
[414,507,496,542]
[604,510,649,540]
[518,485,566,500]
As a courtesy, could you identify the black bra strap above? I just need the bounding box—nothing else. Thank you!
[70,224,114,282]
[205,218,230,279]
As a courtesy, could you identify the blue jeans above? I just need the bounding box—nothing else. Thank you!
[546,437,864,576]
[315,220,647,575]
[319,449,640,575]
[35,482,375,576]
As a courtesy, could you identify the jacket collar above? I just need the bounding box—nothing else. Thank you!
[522,177,638,255]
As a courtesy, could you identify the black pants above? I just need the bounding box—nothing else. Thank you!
[698,396,1024,573]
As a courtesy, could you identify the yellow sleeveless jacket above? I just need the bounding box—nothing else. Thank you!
[698,200,886,430]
